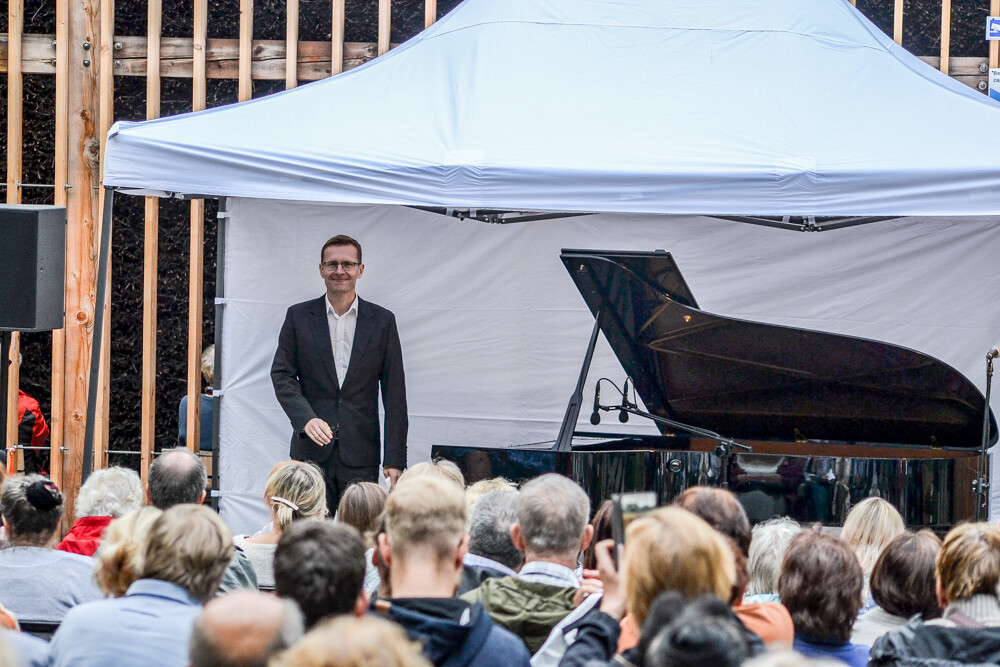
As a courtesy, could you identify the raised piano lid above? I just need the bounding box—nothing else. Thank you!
[561,249,998,451]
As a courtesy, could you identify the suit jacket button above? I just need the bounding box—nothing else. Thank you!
[338,398,343,404]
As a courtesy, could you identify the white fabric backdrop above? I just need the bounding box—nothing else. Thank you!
[219,199,1000,533]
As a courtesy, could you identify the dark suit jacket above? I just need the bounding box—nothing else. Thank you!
[270,295,407,469]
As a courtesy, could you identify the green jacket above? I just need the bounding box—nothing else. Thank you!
[462,576,578,655]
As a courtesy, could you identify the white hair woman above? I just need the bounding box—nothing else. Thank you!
[56,466,144,556]
[233,461,327,589]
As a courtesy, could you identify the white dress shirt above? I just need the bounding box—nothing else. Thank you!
[326,294,358,387]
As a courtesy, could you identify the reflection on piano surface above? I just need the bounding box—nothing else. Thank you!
[432,250,996,528]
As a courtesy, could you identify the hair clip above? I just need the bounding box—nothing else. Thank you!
[270,496,299,511]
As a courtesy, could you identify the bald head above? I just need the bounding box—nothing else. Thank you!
[190,591,303,667]
[148,447,207,509]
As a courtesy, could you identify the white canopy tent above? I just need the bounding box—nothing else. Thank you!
[100,0,1000,532]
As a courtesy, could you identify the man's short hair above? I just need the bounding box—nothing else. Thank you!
[675,487,752,557]
[148,447,208,509]
[778,530,863,643]
[141,504,233,602]
[75,466,144,518]
[516,474,589,557]
[746,517,800,597]
[469,490,523,571]
[397,459,465,489]
[273,520,366,629]
[937,522,1000,603]
[385,476,468,561]
[871,530,942,620]
[320,235,362,264]
[189,591,303,667]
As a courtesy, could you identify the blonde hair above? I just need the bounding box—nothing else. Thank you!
[141,505,233,602]
[936,522,1000,603]
[269,615,430,667]
[201,344,215,385]
[95,507,163,597]
[398,459,465,489]
[265,461,328,532]
[385,476,468,561]
[841,497,905,576]
[624,506,736,626]
[336,482,387,547]
[466,477,517,509]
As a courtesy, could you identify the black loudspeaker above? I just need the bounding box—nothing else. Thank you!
[0,205,67,332]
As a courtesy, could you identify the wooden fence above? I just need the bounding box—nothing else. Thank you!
[0,0,997,512]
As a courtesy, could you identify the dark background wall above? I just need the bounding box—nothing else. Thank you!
[0,0,991,465]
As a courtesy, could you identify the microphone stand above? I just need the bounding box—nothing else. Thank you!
[975,352,994,522]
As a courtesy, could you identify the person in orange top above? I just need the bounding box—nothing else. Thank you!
[15,390,49,476]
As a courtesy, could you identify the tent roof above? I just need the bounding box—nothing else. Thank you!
[105,0,1000,216]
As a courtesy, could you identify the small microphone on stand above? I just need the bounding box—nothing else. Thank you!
[989,347,1000,361]
[618,378,630,423]
[590,382,602,425]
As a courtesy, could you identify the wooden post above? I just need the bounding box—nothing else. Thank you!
[940,0,951,75]
[992,0,1000,69]
[185,0,208,459]
[286,0,299,89]
[332,0,345,75]
[93,0,115,470]
[893,0,903,45]
[425,0,436,28]
[239,0,253,101]
[51,0,70,489]
[5,0,23,458]
[378,0,390,56]
[4,335,20,468]
[141,0,162,469]
[62,0,103,517]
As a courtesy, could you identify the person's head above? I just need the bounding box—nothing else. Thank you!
[336,481,388,547]
[319,235,364,298]
[397,459,465,489]
[201,344,215,386]
[840,497,905,576]
[265,461,328,533]
[512,474,592,563]
[147,447,208,509]
[1,475,64,546]
[189,591,303,667]
[269,615,431,667]
[466,477,517,509]
[869,530,942,621]
[674,487,751,558]
[583,499,615,571]
[140,504,233,602]
[935,522,1000,606]
[381,476,468,592]
[746,517,801,597]
[94,507,163,597]
[75,466,144,519]
[644,595,750,667]
[273,520,368,629]
[624,506,735,627]
[778,529,863,643]
[468,490,523,572]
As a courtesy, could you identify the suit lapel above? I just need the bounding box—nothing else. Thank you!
[309,296,341,391]
[345,297,375,389]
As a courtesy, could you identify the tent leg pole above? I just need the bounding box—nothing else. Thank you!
[210,199,227,511]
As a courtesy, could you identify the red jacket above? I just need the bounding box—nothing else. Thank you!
[56,516,115,556]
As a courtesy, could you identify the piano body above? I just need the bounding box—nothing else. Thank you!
[432,250,997,527]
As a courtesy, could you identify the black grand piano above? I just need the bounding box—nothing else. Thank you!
[432,249,997,528]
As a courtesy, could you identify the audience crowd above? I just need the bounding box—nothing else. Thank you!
[0,450,997,667]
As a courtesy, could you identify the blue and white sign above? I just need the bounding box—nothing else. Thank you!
[987,16,1000,40]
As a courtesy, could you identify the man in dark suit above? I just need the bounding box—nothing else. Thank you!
[271,235,407,510]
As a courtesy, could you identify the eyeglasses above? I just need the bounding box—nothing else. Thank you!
[321,261,360,271]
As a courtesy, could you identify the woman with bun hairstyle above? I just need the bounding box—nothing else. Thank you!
[233,461,328,589]
[0,475,104,623]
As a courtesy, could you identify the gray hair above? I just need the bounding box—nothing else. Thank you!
[469,490,523,571]
[747,517,801,596]
[148,447,208,509]
[189,593,303,667]
[75,467,144,518]
[516,474,589,557]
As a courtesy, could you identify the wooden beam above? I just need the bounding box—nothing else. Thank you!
[940,0,951,75]
[286,0,298,88]
[50,0,70,490]
[992,0,999,69]
[332,0,345,75]
[141,0,161,470]
[239,0,252,101]
[4,334,20,465]
[193,0,207,110]
[5,0,22,459]
[378,0,390,56]
[893,0,903,45]
[425,0,436,28]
